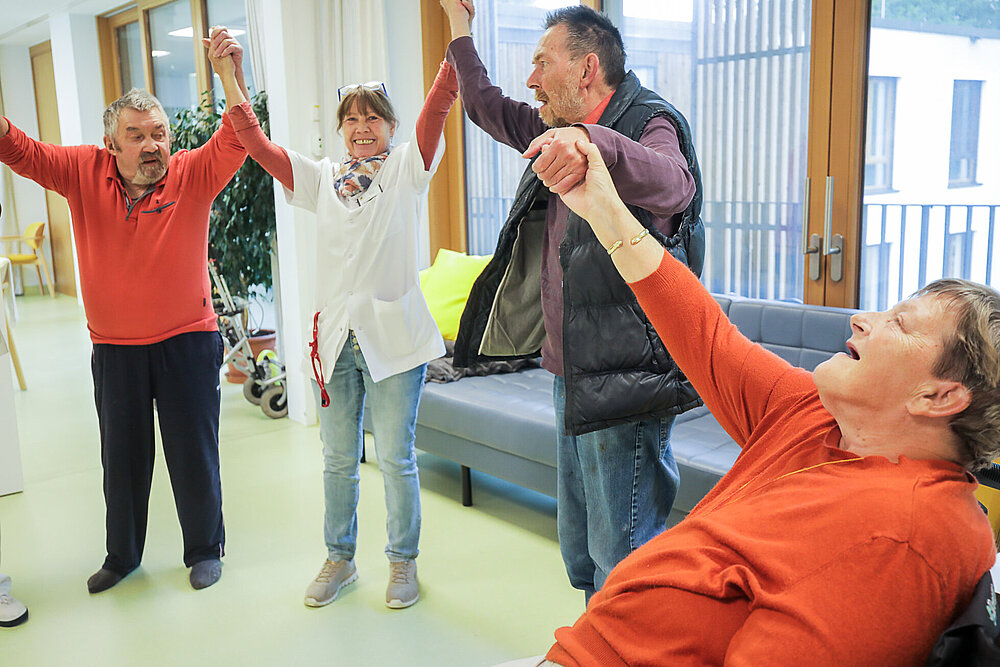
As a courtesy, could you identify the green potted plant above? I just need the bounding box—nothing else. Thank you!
[171,91,278,383]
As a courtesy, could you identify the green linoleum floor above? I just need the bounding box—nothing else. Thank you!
[1,294,581,666]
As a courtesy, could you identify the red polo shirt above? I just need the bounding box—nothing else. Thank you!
[0,115,246,344]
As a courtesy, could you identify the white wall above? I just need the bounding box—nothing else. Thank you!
[867,28,1000,206]
[0,303,24,496]
[49,13,105,301]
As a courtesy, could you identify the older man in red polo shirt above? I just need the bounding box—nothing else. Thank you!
[0,45,250,594]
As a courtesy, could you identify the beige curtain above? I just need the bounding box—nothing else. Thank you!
[243,0,268,92]
[319,0,389,159]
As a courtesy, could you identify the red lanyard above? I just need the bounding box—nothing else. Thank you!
[310,312,330,407]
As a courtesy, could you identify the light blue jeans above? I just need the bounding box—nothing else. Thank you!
[553,376,679,601]
[313,331,426,563]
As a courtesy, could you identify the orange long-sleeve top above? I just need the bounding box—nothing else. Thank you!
[0,114,246,344]
[546,251,996,666]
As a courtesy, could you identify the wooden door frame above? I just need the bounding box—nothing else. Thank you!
[803,0,870,308]
[823,0,870,309]
[98,0,216,107]
[28,40,76,297]
[421,0,467,256]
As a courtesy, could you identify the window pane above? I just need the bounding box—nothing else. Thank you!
[116,21,144,93]
[622,0,813,302]
[206,0,256,102]
[463,0,577,256]
[864,77,896,193]
[948,80,981,186]
[860,9,999,311]
[148,0,197,121]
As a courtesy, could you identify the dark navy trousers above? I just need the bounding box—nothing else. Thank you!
[91,331,225,574]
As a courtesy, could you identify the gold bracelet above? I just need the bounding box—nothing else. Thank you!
[607,240,624,255]
[630,228,650,245]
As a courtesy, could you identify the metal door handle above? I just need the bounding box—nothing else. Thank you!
[802,178,822,281]
[822,176,844,282]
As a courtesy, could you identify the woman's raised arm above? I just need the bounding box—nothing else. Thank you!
[205,29,294,191]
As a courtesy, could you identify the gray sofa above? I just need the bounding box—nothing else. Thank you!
[404,294,856,512]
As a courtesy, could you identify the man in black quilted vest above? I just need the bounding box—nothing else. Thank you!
[441,0,705,601]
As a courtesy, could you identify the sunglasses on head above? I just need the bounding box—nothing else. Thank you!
[337,81,387,101]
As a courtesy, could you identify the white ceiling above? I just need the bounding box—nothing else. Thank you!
[0,0,125,47]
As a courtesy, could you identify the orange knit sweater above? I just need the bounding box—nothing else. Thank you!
[546,251,996,666]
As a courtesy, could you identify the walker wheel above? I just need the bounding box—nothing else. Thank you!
[243,377,264,405]
[260,384,288,419]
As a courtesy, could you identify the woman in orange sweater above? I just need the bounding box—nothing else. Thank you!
[526,139,1000,665]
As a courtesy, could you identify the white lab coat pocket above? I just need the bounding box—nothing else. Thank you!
[370,285,438,358]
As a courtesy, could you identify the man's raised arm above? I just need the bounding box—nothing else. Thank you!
[439,0,546,152]
[440,0,473,39]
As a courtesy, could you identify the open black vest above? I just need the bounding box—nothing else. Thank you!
[454,71,705,435]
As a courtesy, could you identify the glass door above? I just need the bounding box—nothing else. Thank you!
[615,0,817,302]
[857,2,1000,310]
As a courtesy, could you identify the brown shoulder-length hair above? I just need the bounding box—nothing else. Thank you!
[336,86,398,132]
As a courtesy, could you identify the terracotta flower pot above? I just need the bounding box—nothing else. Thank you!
[225,329,277,384]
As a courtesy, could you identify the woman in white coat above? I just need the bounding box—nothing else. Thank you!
[206,29,457,610]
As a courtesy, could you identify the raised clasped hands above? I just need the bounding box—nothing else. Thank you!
[202,26,242,78]
[523,127,590,195]
[440,0,475,22]
[555,139,624,225]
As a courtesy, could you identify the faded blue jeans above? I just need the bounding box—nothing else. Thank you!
[313,331,425,563]
[553,376,679,601]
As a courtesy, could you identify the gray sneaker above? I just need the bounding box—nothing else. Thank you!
[385,559,419,609]
[0,593,28,627]
[304,559,357,608]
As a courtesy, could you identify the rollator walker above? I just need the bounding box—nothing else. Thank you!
[209,260,287,418]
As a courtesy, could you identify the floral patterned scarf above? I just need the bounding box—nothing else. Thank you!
[333,150,390,202]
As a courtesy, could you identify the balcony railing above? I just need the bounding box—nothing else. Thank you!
[860,203,1000,311]
[466,198,1000,313]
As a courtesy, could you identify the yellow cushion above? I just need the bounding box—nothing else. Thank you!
[419,248,492,340]
[4,254,36,264]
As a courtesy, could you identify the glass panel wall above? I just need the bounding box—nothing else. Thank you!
[206,0,256,102]
[148,0,198,121]
[860,5,1000,311]
[462,0,577,256]
[621,0,813,302]
[116,21,144,93]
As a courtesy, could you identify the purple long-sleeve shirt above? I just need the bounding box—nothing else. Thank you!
[446,36,695,376]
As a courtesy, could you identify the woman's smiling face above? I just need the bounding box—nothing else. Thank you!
[341,102,394,159]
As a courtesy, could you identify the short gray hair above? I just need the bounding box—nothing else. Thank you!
[103,88,169,140]
[915,278,1000,470]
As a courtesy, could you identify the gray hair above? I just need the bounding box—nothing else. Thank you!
[103,88,169,140]
[544,6,627,89]
[915,278,1000,470]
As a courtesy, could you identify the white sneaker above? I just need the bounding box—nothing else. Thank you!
[0,593,28,627]
[304,559,357,608]
[385,559,419,609]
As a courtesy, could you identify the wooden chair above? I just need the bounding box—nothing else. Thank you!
[0,221,55,298]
